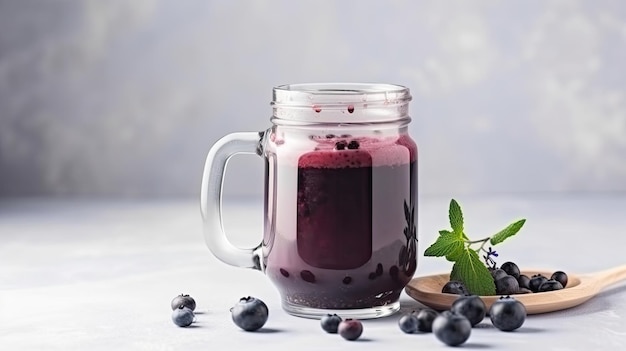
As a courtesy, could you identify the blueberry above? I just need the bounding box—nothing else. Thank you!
[300,270,316,283]
[320,314,342,333]
[517,274,531,290]
[442,281,468,295]
[491,269,508,281]
[171,306,194,327]
[538,279,564,292]
[414,308,438,332]
[500,262,521,279]
[335,141,347,150]
[171,294,196,311]
[230,296,269,331]
[529,274,548,292]
[451,295,486,327]
[551,271,568,288]
[398,313,419,334]
[489,296,526,331]
[338,319,363,341]
[375,263,383,276]
[389,265,400,281]
[432,311,472,346]
[495,275,520,295]
[347,140,360,149]
[517,288,533,294]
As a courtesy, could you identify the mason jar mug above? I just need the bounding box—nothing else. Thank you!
[201,83,418,319]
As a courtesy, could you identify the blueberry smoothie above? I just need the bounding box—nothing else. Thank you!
[263,133,418,310]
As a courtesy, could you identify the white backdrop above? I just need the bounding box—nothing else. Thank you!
[1,0,625,198]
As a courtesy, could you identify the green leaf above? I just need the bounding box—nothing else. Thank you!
[449,199,464,234]
[445,244,464,262]
[450,249,496,296]
[424,230,464,257]
[490,219,526,245]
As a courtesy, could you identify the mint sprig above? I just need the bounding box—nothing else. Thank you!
[424,199,526,296]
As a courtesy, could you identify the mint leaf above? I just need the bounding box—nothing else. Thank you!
[424,230,463,257]
[490,219,526,245]
[450,249,496,296]
[449,199,464,234]
[445,243,464,262]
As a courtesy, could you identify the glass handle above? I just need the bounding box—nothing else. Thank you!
[200,131,264,270]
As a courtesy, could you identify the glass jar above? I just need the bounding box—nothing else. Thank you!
[201,83,418,319]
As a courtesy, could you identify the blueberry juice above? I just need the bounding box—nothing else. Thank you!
[262,129,418,318]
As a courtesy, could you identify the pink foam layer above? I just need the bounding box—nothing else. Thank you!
[298,136,417,169]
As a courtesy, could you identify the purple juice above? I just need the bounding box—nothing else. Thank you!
[263,135,418,310]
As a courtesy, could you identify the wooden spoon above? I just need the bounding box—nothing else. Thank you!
[405,265,626,314]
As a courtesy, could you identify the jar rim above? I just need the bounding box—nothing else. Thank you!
[274,82,409,94]
[273,83,411,103]
[271,83,412,124]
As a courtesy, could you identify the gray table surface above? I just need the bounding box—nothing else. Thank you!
[1,194,625,350]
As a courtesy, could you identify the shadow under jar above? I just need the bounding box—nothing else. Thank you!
[201,83,418,319]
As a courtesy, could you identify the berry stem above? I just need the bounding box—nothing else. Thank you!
[464,237,490,254]
[464,237,490,246]
[465,236,498,268]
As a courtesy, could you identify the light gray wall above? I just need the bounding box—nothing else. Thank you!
[1,0,625,198]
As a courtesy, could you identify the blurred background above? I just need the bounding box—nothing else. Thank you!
[1,0,625,199]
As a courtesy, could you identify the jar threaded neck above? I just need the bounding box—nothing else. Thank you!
[271,83,411,125]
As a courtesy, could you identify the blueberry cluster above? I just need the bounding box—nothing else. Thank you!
[398,295,527,346]
[170,292,529,346]
[334,139,360,150]
[320,314,363,341]
[170,294,270,332]
[170,294,196,327]
[442,261,568,296]
[491,262,568,295]
[398,308,438,334]
[527,272,567,292]
[368,263,384,280]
